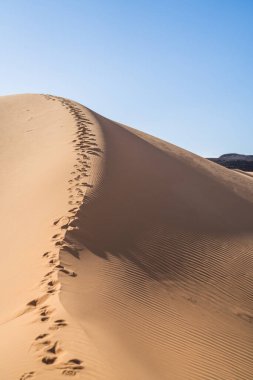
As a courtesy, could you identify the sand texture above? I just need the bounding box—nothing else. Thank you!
[0,94,253,379]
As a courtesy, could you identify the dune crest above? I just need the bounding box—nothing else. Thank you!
[0,94,253,379]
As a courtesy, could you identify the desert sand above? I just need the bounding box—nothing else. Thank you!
[0,94,253,379]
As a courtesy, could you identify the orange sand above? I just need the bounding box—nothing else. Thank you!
[0,94,253,379]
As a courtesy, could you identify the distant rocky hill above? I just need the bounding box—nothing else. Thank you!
[208,154,253,171]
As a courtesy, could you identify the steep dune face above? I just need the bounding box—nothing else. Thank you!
[0,94,253,379]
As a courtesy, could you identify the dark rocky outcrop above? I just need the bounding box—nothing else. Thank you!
[208,154,253,171]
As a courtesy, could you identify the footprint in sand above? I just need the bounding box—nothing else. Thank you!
[59,268,77,277]
[61,359,84,376]
[87,151,100,157]
[49,258,57,266]
[46,280,59,295]
[68,207,78,213]
[27,300,38,307]
[20,372,35,380]
[42,251,51,258]
[62,369,77,376]
[27,295,48,308]
[82,182,93,188]
[53,217,71,226]
[44,271,54,278]
[42,356,57,365]
[33,338,52,351]
[52,233,61,239]
[35,333,48,341]
[49,319,68,330]
[55,240,63,247]
[39,305,53,322]
[46,341,61,355]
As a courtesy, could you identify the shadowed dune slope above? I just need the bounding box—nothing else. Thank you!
[0,94,253,379]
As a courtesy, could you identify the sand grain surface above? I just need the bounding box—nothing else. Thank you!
[0,94,253,379]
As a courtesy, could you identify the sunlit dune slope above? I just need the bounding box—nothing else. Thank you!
[0,94,253,380]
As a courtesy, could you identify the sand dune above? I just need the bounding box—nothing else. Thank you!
[1,94,253,379]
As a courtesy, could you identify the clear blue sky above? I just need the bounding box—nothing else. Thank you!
[1,0,252,157]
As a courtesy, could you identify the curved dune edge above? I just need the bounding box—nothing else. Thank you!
[0,94,253,379]
[0,94,105,379]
